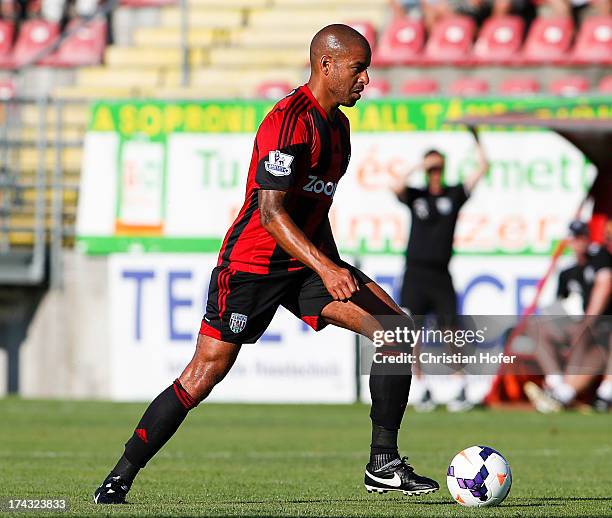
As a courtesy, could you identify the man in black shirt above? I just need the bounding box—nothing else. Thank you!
[391,129,489,324]
[390,129,489,411]
[525,220,612,412]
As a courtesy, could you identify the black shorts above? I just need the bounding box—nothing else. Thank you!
[200,261,373,344]
[400,262,457,326]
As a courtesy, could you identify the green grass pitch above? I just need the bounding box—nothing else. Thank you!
[0,398,611,517]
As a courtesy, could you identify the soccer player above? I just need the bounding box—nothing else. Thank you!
[94,24,439,504]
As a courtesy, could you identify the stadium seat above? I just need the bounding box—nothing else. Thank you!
[424,16,476,64]
[12,20,60,68]
[346,21,377,51]
[520,17,574,64]
[0,21,15,68]
[247,8,386,31]
[255,81,293,99]
[104,46,187,67]
[161,8,243,28]
[472,16,524,64]
[400,78,439,95]
[448,77,489,95]
[362,78,390,98]
[598,75,612,93]
[208,48,307,67]
[77,66,161,88]
[0,79,15,99]
[372,17,425,66]
[39,19,106,67]
[549,75,590,95]
[569,16,612,65]
[499,76,540,94]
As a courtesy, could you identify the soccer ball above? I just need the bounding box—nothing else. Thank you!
[446,445,512,507]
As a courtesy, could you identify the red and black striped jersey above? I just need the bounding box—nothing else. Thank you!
[217,84,351,274]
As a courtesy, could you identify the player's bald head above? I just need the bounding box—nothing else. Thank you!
[309,24,371,69]
[307,24,371,109]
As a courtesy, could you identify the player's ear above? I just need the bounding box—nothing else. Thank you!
[320,54,332,75]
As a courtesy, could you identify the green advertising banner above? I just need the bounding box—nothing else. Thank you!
[77,96,610,256]
[88,96,612,137]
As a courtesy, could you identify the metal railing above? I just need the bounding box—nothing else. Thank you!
[0,97,86,288]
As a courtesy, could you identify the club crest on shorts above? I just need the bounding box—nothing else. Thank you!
[229,312,248,333]
[265,150,294,176]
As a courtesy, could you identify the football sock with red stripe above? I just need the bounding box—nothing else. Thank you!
[119,379,197,475]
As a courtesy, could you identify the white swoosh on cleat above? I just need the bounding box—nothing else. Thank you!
[366,470,402,488]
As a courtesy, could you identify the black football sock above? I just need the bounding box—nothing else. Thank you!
[369,361,411,467]
[110,455,139,486]
[369,372,412,430]
[118,379,197,477]
[369,424,400,469]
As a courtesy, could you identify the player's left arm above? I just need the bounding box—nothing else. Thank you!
[585,249,612,315]
[571,250,611,348]
[585,269,612,315]
[464,127,490,194]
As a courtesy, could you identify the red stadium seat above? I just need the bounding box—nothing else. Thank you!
[472,16,524,64]
[424,16,476,65]
[372,17,425,66]
[400,78,439,95]
[347,21,377,51]
[520,17,574,64]
[598,75,612,93]
[362,78,390,98]
[255,81,293,99]
[12,20,60,68]
[0,21,14,69]
[39,19,106,67]
[448,77,489,95]
[0,79,15,99]
[549,75,590,95]
[499,76,540,94]
[569,16,612,65]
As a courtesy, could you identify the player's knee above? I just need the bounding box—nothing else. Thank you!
[181,355,235,402]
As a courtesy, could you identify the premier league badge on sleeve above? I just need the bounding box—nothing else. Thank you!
[229,313,248,334]
[265,150,294,176]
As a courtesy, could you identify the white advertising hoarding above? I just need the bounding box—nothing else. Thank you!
[108,254,356,403]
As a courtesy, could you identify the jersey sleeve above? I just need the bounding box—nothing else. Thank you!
[589,245,612,274]
[255,111,310,191]
[401,187,421,207]
[453,183,470,208]
[557,269,570,299]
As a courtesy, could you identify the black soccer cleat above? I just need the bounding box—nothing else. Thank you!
[364,457,439,496]
[93,474,130,504]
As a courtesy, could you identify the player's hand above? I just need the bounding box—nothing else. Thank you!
[320,265,359,301]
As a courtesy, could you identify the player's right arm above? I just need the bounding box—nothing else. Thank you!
[391,162,423,203]
[259,189,358,301]
[254,104,358,301]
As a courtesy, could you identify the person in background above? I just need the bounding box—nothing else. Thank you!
[390,128,489,411]
[525,220,612,412]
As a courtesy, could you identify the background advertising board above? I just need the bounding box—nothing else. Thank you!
[77,97,604,256]
[108,254,356,403]
[81,97,606,402]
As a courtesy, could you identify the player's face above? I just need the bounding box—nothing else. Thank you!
[569,235,589,256]
[330,43,371,107]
